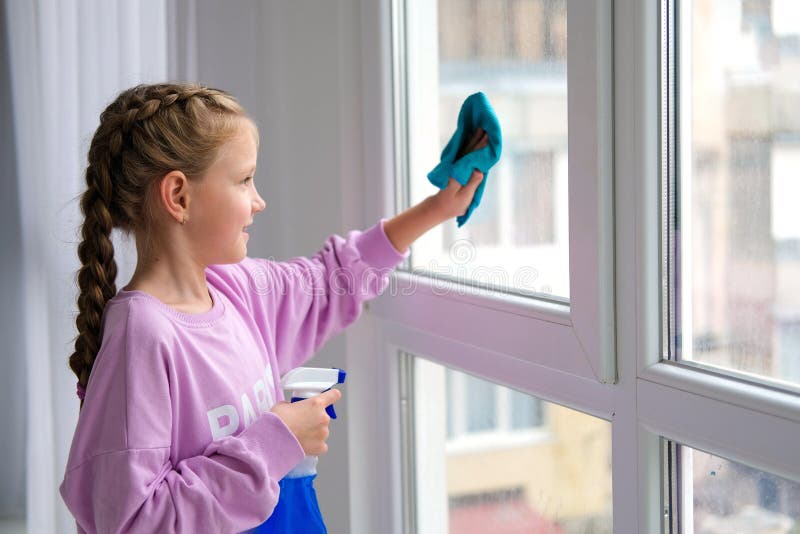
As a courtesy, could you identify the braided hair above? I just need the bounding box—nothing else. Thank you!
[70,83,250,409]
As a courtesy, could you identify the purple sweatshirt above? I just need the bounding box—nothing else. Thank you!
[60,219,408,533]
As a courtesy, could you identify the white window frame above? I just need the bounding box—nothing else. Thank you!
[345,0,800,533]
[370,0,615,386]
[636,0,800,529]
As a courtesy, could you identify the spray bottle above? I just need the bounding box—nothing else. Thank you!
[281,367,346,478]
[254,367,346,534]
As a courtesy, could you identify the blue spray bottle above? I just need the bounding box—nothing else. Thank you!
[253,367,346,534]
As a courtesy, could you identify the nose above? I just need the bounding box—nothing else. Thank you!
[252,186,266,213]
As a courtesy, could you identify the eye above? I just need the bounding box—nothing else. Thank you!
[241,176,252,185]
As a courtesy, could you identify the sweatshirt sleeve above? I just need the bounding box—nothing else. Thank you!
[60,413,303,533]
[59,300,306,533]
[237,219,408,375]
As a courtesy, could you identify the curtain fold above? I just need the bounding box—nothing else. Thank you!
[3,1,169,530]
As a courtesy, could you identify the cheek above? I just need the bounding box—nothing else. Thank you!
[237,197,254,218]
[196,204,232,238]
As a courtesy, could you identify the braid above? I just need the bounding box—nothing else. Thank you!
[68,83,250,409]
[69,166,118,409]
[108,85,240,136]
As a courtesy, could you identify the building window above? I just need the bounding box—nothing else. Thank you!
[445,368,545,445]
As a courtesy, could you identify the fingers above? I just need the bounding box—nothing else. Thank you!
[311,444,328,456]
[463,170,484,194]
[476,130,489,149]
[466,127,483,148]
[270,392,341,456]
[317,388,342,407]
[445,171,483,194]
[467,128,487,151]
[457,127,487,159]
[459,128,481,156]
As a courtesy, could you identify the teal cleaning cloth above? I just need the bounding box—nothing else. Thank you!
[427,92,502,227]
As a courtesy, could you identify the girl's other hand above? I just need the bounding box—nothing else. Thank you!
[270,388,342,456]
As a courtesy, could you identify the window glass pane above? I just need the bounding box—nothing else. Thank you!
[412,358,612,532]
[510,388,544,430]
[464,372,497,433]
[446,370,456,439]
[672,0,800,386]
[406,0,570,299]
[679,444,800,531]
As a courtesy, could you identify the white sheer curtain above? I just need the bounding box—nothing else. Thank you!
[3,1,175,530]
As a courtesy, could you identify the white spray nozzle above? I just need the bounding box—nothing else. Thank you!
[281,367,346,402]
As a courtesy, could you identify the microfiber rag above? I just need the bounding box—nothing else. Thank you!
[427,91,502,227]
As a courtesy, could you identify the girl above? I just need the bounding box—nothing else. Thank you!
[60,83,486,533]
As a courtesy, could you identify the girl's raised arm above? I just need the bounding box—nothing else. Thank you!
[383,169,484,253]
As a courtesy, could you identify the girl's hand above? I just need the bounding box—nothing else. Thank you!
[429,127,488,221]
[270,388,342,456]
[382,128,490,252]
[429,170,484,221]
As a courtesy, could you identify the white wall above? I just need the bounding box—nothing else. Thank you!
[0,1,369,527]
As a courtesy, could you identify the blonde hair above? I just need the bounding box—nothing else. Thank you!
[70,83,251,408]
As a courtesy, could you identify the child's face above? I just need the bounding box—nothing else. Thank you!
[186,120,265,265]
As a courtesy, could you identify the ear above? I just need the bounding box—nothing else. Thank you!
[159,170,191,224]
